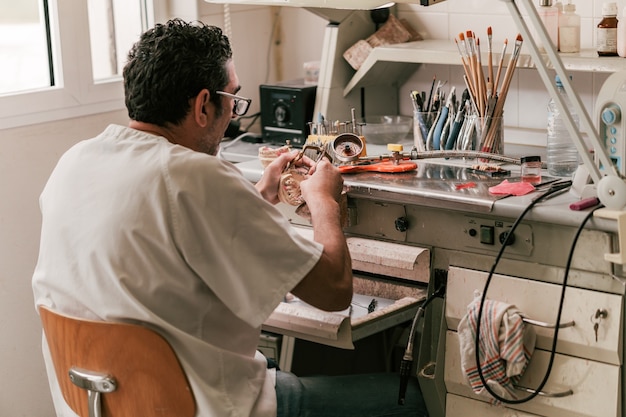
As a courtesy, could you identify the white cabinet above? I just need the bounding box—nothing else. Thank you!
[444,266,623,417]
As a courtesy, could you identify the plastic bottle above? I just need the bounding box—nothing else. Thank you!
[536,0,559,52]
[618,6,626,57]
[559,2,580,53]
[547,75,581,177]
[597,2,619,57]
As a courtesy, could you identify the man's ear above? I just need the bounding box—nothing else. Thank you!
[193,89,211,127]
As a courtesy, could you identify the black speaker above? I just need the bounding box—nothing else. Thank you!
[260,80,317,147]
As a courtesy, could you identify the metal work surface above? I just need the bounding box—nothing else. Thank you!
[342,160,515,213]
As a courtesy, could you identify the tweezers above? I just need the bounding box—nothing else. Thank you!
[532,180,572,203]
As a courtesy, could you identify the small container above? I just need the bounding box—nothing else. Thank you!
[536,0,559,52]
[521,155,542,184]
[597,2,619,57]
[559,2,580,53]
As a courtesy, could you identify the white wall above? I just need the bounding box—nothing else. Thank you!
[0,111,128,416]
[199,3,327,131]
[0,0,621,415]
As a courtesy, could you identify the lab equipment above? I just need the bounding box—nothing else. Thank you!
[595,71,626,177]
[260,80,317,147]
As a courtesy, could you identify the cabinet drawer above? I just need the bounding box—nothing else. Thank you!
[446,393,541,417]
[445,331,621,417]
[445,266,623,364]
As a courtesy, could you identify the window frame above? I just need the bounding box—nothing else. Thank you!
[0,0,164,130]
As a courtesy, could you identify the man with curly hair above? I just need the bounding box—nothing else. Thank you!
[33,19,427,417]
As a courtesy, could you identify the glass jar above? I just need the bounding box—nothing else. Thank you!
[521,155,542,184]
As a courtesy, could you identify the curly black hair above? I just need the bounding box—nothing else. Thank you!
[123,19,233,126]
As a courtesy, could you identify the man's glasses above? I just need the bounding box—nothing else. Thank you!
[216,91,252,117]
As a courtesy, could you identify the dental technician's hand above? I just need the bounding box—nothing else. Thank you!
[255,150,314,204]
[299,159,344,209]
[291,158,352,311]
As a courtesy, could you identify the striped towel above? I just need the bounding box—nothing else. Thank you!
[457,292,536,402]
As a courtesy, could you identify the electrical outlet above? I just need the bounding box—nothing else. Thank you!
[420,0,447,5]
[433,269,447,296]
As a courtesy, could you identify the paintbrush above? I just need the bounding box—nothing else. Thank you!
[465,31,479,98]
[493,38,508,97]
[457,33,478,100]
[476,36,487,117]
[481,34,523,154]
[496,34,523,112]
[456,34,471,83]
[425,75,436,113]
[487,26,493,98]
[464,31,481,117]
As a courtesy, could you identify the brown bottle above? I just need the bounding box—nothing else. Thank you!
[598,2,619,56]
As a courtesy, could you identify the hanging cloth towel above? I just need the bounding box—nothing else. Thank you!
[457,292,536,402]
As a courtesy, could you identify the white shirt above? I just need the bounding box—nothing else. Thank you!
[32,124,323,417]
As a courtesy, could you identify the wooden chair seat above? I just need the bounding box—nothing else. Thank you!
[38,306,196,417]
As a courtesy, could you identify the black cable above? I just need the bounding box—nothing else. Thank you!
[398,284,446,405]
[240,112,261,131]
[474,187,602,404]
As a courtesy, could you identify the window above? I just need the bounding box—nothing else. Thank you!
[88,0,148,81]
[0,0,52,95]
[0,0,159,129]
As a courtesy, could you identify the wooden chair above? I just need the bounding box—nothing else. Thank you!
[38,306,196,417]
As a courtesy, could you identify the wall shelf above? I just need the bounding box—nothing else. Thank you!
[343,39,626,96]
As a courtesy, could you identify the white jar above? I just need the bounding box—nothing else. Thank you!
[559,3,580,53]
[536,0,559,52]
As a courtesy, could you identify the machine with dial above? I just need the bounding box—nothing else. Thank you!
[595,71,626,176]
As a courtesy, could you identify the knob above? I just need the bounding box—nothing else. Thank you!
[395,216,409,232]
[601,104,621,126]
[274,102,290,126]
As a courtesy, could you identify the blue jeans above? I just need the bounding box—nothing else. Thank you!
[275,371,428,417]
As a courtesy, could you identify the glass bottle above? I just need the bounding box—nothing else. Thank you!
[597,2,619,57]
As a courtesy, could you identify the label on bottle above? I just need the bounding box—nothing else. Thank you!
[598,28,618,53]
[560,26,580,52]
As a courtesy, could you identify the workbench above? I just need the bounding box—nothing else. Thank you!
[226,141,624,417]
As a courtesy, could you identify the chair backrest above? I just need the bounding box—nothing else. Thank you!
[38,306,196,417]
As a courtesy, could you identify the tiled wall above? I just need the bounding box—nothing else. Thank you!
[397,0,625,146]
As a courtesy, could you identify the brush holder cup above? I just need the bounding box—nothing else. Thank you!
[476,115,504,156]
[413,110,437,151]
